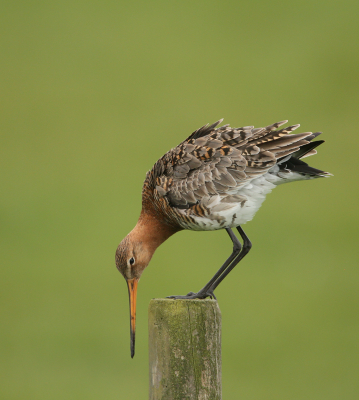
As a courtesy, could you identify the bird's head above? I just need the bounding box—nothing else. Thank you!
[115,233,154,358]
[115,213,179,358]
[115,235,153,281]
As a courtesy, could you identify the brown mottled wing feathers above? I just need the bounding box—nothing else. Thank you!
[150,120,312,209]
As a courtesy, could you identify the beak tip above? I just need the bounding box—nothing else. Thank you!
[130,339,135,358]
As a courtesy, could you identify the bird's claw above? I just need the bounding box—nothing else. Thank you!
[166,289,217,300]
[207,290,217,300]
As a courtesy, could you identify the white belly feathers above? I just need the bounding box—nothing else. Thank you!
[181,167,315,231]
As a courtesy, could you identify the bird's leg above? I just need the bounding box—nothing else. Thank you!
[166,228,243,300]
[193,226,252,297]
[207,225,252,293]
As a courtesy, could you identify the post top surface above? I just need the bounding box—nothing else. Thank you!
[150,298,218,303]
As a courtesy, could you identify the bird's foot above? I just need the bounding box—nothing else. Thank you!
[166,289,217,300]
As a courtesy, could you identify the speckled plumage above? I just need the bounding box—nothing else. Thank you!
[141,119,330,231]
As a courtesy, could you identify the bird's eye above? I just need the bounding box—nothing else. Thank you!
[129,257,135,266]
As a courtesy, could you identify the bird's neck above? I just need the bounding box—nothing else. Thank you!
[130,210,179,256]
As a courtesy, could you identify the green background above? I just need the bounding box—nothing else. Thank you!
[1,1,358,399]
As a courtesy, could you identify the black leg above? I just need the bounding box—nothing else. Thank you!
[196,228,242,297]
[207,225,252,292]
[167,227,246,300]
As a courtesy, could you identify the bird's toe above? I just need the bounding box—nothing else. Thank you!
[166,290,216,300]
[207,290,217,300]
[166,292,199,300]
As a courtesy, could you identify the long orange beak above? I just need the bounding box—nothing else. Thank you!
[126,278,138,358]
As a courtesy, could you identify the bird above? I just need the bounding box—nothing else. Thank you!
[115,119,331,357]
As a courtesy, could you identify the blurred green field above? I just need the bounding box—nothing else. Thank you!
[1,1,358,399]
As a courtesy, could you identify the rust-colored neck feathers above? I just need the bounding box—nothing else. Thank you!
[124,209,180,277]
[130,210,179,253]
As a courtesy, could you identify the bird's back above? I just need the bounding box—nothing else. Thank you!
[141,120,330,231]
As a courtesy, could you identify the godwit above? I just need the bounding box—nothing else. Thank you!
[115,119,331,357]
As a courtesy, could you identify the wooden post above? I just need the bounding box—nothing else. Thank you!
[148,298,222,400]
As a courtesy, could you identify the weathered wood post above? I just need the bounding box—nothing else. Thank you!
[149,298,222,400]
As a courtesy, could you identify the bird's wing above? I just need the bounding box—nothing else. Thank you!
[147,120,313,208]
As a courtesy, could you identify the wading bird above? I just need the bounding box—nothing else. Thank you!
[115,119,331,357]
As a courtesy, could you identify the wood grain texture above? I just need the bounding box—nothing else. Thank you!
[149,299,221,400]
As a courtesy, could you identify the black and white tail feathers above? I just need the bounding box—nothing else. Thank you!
[277,132,331,177]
